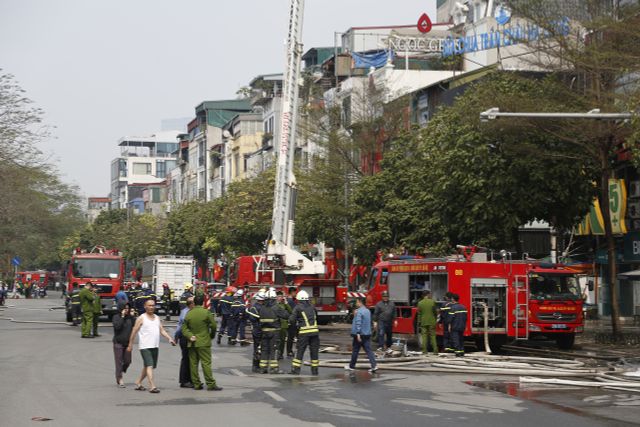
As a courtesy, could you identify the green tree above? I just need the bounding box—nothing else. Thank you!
[498,0,640,335]
[350,72,596,262]
[0,71,85,277]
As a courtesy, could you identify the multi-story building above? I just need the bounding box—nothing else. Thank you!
[187,100,252,200]
[87,197,111,223]
[245,74,283,177]
[109,130,180,210]
[222,112,264,182]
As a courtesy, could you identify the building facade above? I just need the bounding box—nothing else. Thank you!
[109,131,180,210]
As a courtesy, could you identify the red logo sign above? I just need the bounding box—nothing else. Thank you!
[417,13,432,33]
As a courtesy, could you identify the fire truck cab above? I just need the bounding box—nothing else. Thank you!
[365,252,583,350]
[66,247,125,320]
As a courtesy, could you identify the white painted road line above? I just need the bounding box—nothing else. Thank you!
[264,390,286,402]
[230,369,247,377]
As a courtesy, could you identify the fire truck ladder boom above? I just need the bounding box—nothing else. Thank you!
[261,0,324,276]
[271,0,304,249]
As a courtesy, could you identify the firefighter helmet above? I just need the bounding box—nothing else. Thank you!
[141,282,149,289]
[235,289,244,297]
[266,289,277,299]
[255,291,266,301]
[162,283,169,288]
[184,282,193,291]
[296,290,309,301]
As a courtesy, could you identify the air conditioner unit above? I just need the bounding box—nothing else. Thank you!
[629,201,640,218]
[629,180,640,198]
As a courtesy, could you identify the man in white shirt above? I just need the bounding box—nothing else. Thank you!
[127,299,175,393]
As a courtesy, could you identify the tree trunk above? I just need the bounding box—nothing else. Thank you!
[600,146,621,338]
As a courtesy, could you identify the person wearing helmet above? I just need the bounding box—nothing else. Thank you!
[126,282,142,307]
[256,289,289,374]
[228,289,248,346]
[288,290,320,375]
[179,283,194,311]
[216,286,234,344]
[373,290,396,352]
[135,283,157,317]
[245,291,265,372]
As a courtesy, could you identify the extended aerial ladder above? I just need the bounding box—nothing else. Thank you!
[263,0,325,277]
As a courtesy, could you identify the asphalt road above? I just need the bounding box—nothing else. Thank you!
[0,294,638,427]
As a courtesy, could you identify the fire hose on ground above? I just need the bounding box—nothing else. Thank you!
[314,354,602,377]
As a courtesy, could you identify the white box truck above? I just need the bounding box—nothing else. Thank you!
[141,255,194,315]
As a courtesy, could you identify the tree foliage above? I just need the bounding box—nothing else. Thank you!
[350,72,597,262]
[0,72,85,277]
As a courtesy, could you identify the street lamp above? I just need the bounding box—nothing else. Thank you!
[480,108,634,122]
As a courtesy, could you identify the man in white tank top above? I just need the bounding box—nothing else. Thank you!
[127,299,175,393]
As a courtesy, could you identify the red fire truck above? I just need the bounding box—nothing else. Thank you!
[65,246,125,321]
[16,271,54,288]
[230,251,348,323]
[361,248,584,350]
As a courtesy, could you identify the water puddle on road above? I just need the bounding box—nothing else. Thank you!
[467,380,640,422]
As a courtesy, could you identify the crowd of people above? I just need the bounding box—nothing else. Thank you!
[3,280,48,299]
[60,281,467,394]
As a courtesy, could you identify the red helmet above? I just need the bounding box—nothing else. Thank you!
[162,283,169,288]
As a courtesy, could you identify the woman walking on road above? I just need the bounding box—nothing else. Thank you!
[112,301,135,387]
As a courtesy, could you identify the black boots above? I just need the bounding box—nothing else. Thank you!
[311,367,319,376]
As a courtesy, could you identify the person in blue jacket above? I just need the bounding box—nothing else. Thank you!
[345,297,377,373]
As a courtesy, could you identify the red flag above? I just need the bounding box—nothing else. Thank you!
[214,263,223,281]
[349,265,358,283]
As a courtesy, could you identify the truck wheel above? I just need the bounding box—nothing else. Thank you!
[66,311,72,322]
[317,317,330,326]
[556,333,575,350]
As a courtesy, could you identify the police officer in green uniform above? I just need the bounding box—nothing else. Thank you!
[79,282,95,338]
[276,291,292,360]
[417,290,438,355]
[182,293,222,391]
[92,286,103,337]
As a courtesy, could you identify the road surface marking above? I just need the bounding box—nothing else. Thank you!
[230,369,246,377]
[264,391,286,402]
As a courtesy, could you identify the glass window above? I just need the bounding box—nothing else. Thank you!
[165,160,177,173]
[133,162,152,175]
[529,274,581,300]
[156,161,166,178]
[157,142,178,155]
[72,259,120,279]
[119,159,127,177]
[151,188,161,203]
